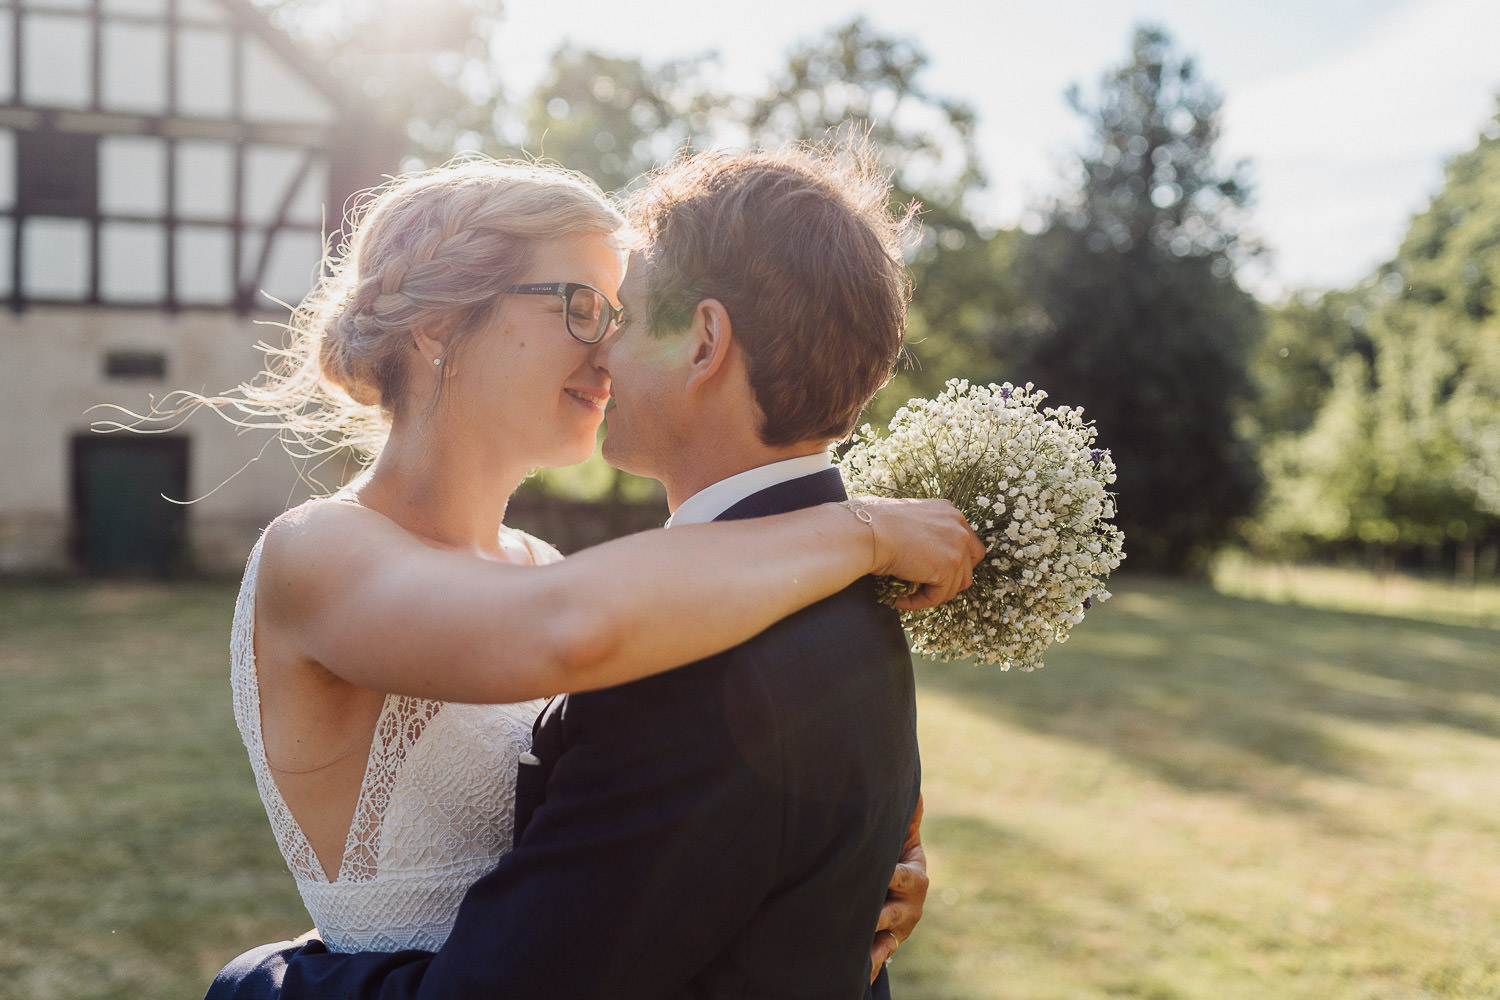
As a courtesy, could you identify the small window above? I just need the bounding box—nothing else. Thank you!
[22,13,91,106]
[18,130,100,217]
[104,349,167,379]
[100,135,166,216]
[176,27,232,117]
[22,217,89,298]
[101,21,168,114]
[175,140,234,220]
[177,225,234,305]
[100,220,166,301]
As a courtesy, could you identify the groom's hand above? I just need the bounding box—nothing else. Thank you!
[870,796,929,982]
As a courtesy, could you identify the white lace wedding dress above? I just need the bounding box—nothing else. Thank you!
[229,537,546,952]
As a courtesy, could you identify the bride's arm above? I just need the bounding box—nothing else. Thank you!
[260,497,981,704]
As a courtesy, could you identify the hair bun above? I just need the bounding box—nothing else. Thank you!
[318,309,386,407]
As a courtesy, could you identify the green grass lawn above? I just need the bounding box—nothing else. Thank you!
[2,575,1498,999]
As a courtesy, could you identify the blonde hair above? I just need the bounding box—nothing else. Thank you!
[107,157,624,474]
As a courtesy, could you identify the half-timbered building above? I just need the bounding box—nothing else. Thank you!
[0,0,400,574]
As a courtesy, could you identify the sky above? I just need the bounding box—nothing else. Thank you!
[490,0,1500,301]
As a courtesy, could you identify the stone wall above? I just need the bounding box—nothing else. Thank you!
[0,304,321,574]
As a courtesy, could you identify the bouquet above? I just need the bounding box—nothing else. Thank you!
[839,379,1124,670]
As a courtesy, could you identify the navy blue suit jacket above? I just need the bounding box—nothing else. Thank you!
[208,469,919,999]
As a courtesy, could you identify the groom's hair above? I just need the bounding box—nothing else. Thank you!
[626,140,916,447]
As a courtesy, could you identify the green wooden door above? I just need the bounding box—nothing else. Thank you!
[71,436,189,576]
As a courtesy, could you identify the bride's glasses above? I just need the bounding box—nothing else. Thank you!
[499,282,626,344]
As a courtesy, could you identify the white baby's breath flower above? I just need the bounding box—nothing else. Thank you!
[838,379,1125,670]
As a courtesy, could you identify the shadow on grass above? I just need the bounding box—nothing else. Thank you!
[893,812,1097,999]
[896,811,1218,1000]
[916,575,1500,808]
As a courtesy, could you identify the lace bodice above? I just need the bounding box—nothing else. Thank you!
[229,537,546,952]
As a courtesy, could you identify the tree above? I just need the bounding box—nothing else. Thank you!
[252,0,510,162]
[513,46,724,193]
[1249,100,1500,576]
[875,226,1031,423]
[1011,25,1263,574]
[1247,290,1374,440]
[1380,99,1500,566]
[744,17,983,212]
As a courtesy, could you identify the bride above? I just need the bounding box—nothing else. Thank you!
[213,158,976,958]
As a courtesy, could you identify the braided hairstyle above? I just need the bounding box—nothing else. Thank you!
[233,157,625,462]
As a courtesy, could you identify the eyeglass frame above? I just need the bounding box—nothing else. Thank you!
[498,282,626,345]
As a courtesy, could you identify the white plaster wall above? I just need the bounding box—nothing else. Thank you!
[0,305,333,573]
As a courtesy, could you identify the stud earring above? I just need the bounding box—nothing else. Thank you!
[432,357,443,367]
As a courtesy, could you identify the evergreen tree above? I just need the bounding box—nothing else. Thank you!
[1012,25,1263,574]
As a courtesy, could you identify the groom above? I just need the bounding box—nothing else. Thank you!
[211,143,942,999]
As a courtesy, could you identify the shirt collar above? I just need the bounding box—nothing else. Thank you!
[665,453,834,527]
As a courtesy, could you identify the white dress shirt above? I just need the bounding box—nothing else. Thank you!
[665,453,835,527]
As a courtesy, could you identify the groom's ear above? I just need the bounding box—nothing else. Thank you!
[683,298,734,393]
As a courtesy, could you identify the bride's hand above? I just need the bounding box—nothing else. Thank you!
[855,497,984,609]
[870,797,929,982]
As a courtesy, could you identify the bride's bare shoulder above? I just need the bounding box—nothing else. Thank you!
[260,497,409,579]
[269,495,398,536]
